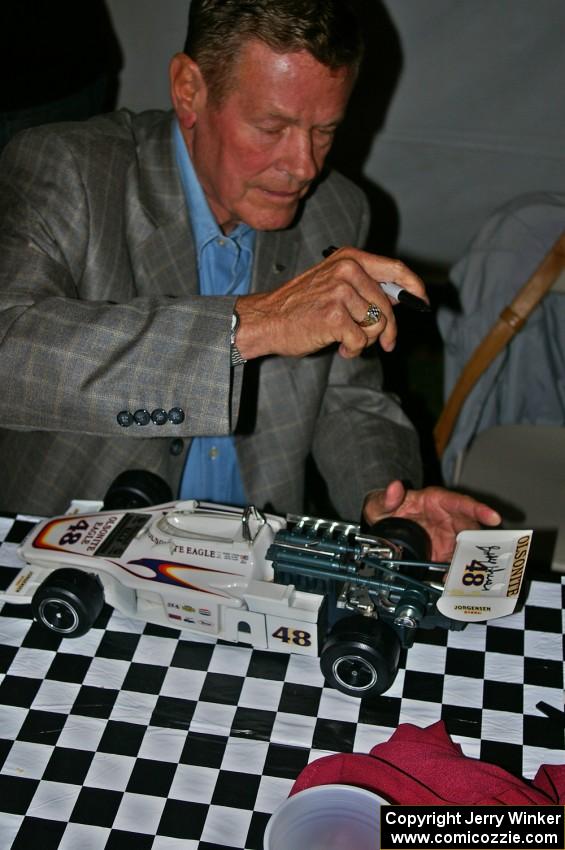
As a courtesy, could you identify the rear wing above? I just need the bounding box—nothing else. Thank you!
[437,529,532,621]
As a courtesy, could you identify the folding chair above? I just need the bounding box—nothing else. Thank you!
[434,230,565,570]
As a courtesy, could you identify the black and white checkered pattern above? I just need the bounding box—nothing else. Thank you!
[1,514,563,849]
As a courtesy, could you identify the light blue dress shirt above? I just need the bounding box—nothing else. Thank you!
[173,120,255,505]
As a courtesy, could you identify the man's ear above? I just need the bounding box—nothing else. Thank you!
[169,52,206,130]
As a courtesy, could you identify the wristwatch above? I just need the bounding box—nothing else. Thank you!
[230,309,247,366]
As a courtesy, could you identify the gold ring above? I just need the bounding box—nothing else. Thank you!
[359,303,382,327]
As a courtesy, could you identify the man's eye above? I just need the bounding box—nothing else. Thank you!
[313,132,335,149]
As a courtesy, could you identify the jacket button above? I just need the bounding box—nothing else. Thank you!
[133,409,151,426]
[168,407,185,425]
[151,408,168,425]
[117,410,133,427]
[170,438,184,456]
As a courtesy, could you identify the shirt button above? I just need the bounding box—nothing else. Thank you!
[209,446,219,460]
[117,410,133,427]
[151,408,168,425]
[133,409,151,426]
[217,238,225,247]
[170,438,184,456]
[168,407,185,425]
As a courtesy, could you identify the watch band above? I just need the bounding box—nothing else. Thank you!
[230,345,247,366]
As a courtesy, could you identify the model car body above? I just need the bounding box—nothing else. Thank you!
[4,497,531,698]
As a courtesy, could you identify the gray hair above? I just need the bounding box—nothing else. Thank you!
[184,0,364,101]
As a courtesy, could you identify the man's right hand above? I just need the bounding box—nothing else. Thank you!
[234,246,427,360]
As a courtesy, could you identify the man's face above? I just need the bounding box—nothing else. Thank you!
[186,40,355,233]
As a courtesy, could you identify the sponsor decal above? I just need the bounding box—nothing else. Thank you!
[13,571,33,593]
[507,534,530,596]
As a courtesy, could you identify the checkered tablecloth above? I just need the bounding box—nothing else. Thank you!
[0,513,563,849]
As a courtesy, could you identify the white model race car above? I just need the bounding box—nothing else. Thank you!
[4,473,532,698]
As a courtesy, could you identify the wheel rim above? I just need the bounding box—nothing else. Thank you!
[38,597,79,634]
[332,653,378,693]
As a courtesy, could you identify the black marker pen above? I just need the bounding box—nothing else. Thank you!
[322,246,431,313]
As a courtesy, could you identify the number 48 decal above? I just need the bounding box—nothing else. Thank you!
[59,519,89,546]
[272,626,311,647]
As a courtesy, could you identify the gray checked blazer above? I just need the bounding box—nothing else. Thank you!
[0,110,421,518]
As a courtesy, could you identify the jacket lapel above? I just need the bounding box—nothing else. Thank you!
[127,112,199,298]
[251,225,302,294]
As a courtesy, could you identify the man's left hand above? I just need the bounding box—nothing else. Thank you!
[362,479,501,562]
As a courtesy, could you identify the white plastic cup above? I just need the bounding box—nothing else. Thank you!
[263,784,385,850]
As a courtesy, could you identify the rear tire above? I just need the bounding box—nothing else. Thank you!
[320,615,400,698]
[366,517,430,561]
[32,569,104,638]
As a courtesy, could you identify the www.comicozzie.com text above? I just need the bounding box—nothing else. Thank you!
[382,807,563,848]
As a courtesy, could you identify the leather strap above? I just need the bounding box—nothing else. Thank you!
[434,229,565,458]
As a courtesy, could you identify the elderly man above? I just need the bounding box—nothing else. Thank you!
[0,0,498,559]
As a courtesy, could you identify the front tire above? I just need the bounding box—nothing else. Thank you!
[32,569,104,638]
[103,469,173,510]
[320,615,401,698]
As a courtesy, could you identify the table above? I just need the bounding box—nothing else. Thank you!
[0,512,563,849]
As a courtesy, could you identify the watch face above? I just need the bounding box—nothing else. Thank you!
[231,310,240,343]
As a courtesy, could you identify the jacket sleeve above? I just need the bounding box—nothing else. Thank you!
[0,125,243,439]
[312,350,423,520]
[311,189,422,521]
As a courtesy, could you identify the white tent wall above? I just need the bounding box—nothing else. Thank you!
[106,0,565,271]
[366,1,565,270]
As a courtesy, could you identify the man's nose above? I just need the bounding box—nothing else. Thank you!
[278,129,319,184]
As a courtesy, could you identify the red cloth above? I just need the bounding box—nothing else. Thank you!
[291,721,565,805]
